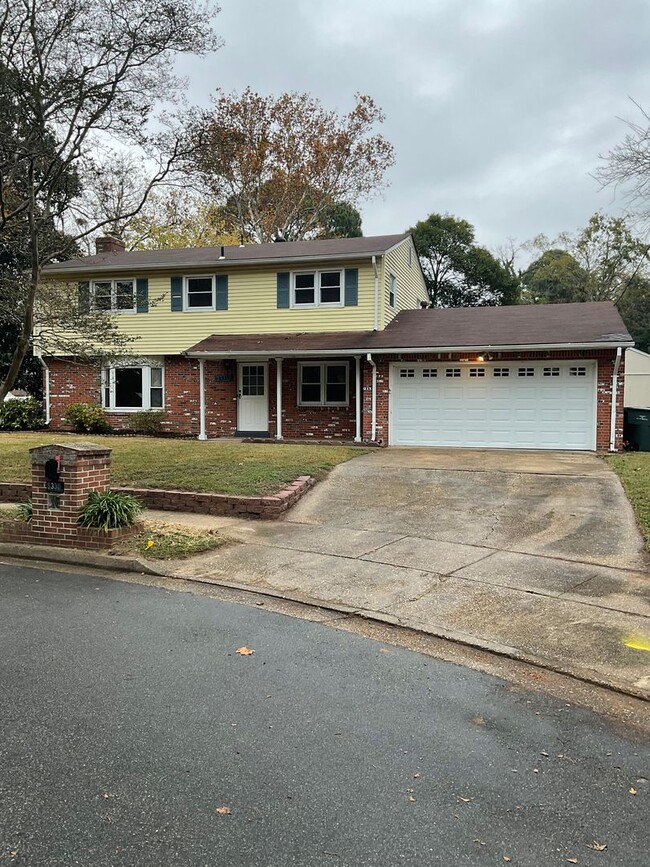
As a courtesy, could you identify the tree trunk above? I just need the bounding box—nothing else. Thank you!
[0,165,39,401]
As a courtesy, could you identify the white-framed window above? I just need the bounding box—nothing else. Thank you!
[91,278,136,313]
[518,368,535,377]
[184,275,215,311]
[422,368,437,378]
[388,274,396,309]
[570,366,587,377]
[445,368,461,378]
[102,363,164,411]
[291,271,343,308]
[469,368,485,378]
[543,367,560,377]
[298,362,348,406]
[399,368,415,378]
[493,368,510,377]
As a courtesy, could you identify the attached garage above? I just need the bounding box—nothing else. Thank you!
[390,361,598,450]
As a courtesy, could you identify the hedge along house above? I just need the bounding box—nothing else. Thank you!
[40,234,633,451]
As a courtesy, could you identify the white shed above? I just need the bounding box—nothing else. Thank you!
[624,348,650,410]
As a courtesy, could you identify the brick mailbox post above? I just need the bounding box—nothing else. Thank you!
[16,441,127,550]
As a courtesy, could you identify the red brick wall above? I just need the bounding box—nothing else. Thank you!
[363,349,624,450]
[46,349,625,450]
[268,359,358,440]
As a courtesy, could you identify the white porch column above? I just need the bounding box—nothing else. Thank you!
[198,358,207,441]
[354,355,362,442]
[276,358,283,440]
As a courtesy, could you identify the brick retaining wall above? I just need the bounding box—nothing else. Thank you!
[0,476,315,520]
[0,519,138,550]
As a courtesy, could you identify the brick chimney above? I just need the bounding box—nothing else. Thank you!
[95,236,126,255]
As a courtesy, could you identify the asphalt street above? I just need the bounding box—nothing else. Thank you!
[0,562,648,866]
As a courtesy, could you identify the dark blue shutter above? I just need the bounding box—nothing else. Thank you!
[78,281,90,313]
[277,272,290,308]
[215,274,228,310]
[170,276,183,311]
[136,277,148,313]
[344,268,358,306]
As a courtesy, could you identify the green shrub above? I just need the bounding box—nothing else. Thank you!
[77,490,142,532]
[130,410,165,435]
[64,402,111,433]
[16,500,33,522]
[0,398,45,431]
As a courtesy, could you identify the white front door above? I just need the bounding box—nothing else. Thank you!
[237,363,269,433]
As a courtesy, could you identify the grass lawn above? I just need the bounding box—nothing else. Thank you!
[605,452,650,547]
[0,433,364,496]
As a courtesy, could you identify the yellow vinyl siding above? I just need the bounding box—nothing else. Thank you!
[49,259,377,355]
[382,237,427,328]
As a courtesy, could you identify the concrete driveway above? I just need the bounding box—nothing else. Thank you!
[166,449,650,696]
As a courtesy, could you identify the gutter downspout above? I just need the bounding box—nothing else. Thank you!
[36,352,50,426]
[609,346,623,452]
[198,358,207,441]
[366,352,377,441]
[372,255,379,331]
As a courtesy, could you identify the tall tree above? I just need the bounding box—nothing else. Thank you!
[523,214,649,305]
[596,100,650,224]
[0,0,221,400]
[521,249,590,304]
[409,213,520,307]
[185,89,394,243]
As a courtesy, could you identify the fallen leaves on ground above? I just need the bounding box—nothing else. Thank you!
[629,787,637,795]
[215,805,231,815]
[236,646,255,656]
[566,859,578,864]
[457,796,473,803]
[587,842,607,851]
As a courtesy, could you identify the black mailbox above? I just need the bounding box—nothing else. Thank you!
[44,456,64,493]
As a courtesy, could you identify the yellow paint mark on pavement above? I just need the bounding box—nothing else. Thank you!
[624,636,650,651]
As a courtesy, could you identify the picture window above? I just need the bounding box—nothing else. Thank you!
[102,364,164,411]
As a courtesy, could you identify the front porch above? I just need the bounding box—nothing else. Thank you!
[197,356,368,443]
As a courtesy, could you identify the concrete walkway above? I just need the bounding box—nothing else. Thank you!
[146,449,650,698]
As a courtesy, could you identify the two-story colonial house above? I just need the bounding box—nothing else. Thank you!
[41,233,632,451]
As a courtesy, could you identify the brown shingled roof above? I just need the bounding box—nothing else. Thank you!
[375,302,632,348]
[185,302,632,356]
[42,234,410,274]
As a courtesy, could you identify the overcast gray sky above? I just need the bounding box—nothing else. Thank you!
[175,0,650,250]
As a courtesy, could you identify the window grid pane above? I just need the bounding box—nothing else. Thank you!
[115,280,135,310]
[446,368,461,378]
[187,277,214,308]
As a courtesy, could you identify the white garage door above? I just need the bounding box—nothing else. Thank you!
[390,362,597,450]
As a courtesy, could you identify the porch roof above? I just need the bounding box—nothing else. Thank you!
[184,302,633,357]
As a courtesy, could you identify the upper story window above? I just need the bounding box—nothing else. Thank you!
[185,276,215,310]
[91,279,135,313]
[291,271,343,308]
[101,363,164,412]
[388,274,396,309]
